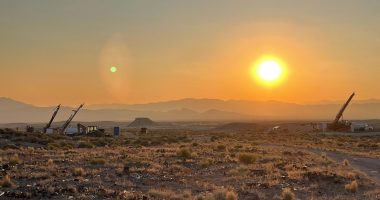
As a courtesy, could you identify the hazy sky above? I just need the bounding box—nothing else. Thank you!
[1,1,379,106]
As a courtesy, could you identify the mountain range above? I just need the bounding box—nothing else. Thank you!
[0,97,380,123]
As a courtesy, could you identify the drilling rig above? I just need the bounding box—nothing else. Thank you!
[327,92,355,131]
[60,104,84,134]
[43,104,61,133]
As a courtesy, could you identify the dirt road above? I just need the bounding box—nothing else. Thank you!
[315,150,380,184]
[261,144,380,184]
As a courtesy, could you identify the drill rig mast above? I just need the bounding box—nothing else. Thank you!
[328,92,355,131]
[60,104,84,134]
[43,104,61,133]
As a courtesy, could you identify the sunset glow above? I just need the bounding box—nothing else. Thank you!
[0,1,379,106]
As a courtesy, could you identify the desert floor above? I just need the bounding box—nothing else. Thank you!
[0,123,379,199]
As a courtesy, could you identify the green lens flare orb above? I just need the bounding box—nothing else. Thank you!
[110,66,118,73]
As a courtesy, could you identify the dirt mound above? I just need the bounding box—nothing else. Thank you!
[128,118,157,128]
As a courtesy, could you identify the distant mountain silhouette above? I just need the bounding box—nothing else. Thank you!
[0,97,34,110]
[128,118,157,127]
[0,97,250,123]
[87,98,380,120]
[0,97,380,123]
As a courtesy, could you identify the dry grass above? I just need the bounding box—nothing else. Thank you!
[199,158,212,168]
[281,188,295,200]
[226,190,238,200]
[345,180,358,193]
[72,167,85,177]
[237,153,256,164]
[343,159,350,166]
[148,189,177,199]
[177,147,192,158]
[208,189,238,200]
[90,158,106,166]
[47,158,54,166]
[9,154,21,166]
[347,172,357,179]
[215,144,227,152]
[1,175,15,188]
[212,189,228,200]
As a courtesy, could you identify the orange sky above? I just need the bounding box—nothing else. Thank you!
[0,1,379,106]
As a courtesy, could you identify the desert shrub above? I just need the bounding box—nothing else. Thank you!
[227,166,248,177]
[347,172,356,179]
[165,136,179,144]
[47,159,54,166]
[345,180,358,193]
[2,144,19,150]
[195,195,205,200]
[90,158,106,166]
[238,153,256,165]
[66,185,78,194]
[213,189,227,200]
[47,186,56,194]
[72,167,85,177]
[211,189,237,200]
[177,147,192,158]
[12,133,53,145]
[148,189,176,199]
[215,144,227,152]
[133,139,150,146]
[50,134,66,140]
[1,175,15,188]
[91,139,108,147]
[358,143,379,149]
[78,141,94,148]
[149,138,164,146]
[199,159,212,168]
[4,128,15,134]
[59,141,75,149]
[9,154,21,166]
[211,136,218,142]
[343,159,350,166]
[226,191,238,200]
[281,188,295,200]
[47,143,60,150]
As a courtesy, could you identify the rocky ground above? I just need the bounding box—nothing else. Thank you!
[0,126,379,199]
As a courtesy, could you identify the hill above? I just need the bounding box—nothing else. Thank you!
[1,97,380,123]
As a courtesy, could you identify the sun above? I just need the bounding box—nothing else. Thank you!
[252,57,286,85]
[258,60,282,81]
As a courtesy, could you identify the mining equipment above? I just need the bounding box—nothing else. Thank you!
[77,123,88,134]
[327,92,355,131]
[60,104,84,134]
[77,123,102,135]
[43,104,61,133]
[26,125,34,133]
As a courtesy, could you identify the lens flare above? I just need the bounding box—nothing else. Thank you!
[110,66,118,73]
